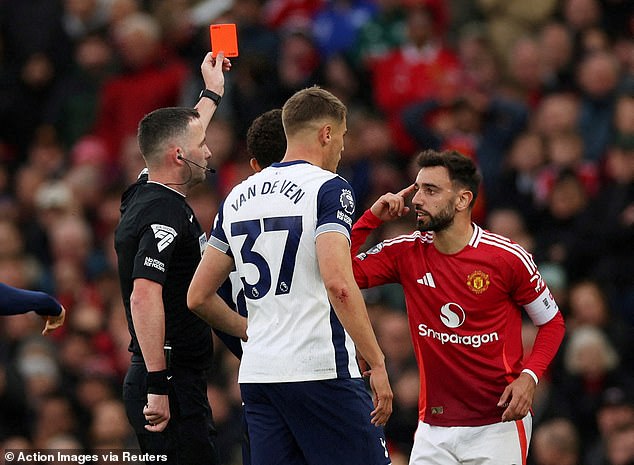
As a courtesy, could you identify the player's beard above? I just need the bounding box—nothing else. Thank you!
[416,201,455,232]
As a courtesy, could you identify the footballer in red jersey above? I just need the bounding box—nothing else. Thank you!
[352,150,565,464]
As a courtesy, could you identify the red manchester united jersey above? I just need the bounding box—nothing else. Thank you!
[352,212,562,427]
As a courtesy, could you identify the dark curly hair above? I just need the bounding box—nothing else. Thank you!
[246,109,286,168]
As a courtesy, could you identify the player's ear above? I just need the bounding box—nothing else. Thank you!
[456,189,473,212]
[318,124,331,147]
[249,158,261,173]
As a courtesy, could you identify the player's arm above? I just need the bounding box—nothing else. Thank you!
[187,246,248,340]
[0,282,66,335]
[350,184,415,256]
[498,310,565,421]
[194,52,230,130]
[316,231,393,426]
[498,273,566,421]
[522,311,566,381]
[0,282,63,316]
[213,280,246,359]
[130,277,170,432]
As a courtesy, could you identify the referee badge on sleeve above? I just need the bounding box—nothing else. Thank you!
[151,224,177,252]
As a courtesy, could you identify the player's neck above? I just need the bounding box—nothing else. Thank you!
[433,216,474,255]
[282,151,326,170]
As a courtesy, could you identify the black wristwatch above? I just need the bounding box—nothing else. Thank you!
[198,89,222,106]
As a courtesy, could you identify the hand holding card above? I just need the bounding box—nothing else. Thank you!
[210,24,239,58]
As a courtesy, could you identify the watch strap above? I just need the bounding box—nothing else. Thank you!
[199,89,222,106]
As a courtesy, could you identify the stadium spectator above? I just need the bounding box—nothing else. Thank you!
[533,129,600,206]
[584,386,634,465]
[90,13,190,168]
[311,0,378,59]
[352,0,407,66]
[556,325,634,446]
[576,51,623,161]
[369,2,462,155]
[530,417,581,465]
[491,131,546,224]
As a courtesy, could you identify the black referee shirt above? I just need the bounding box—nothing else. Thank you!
[115,173,212,370]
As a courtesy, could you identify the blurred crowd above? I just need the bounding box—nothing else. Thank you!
[0,0,632,464]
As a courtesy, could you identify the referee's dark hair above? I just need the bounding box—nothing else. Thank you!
[247,109,286,169]
[416,149,482,206]
[138,107,200,165]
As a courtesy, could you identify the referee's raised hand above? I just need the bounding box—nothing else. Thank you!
[201,51,230,95]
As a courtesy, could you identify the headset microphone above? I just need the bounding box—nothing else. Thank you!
[177,152,216,173]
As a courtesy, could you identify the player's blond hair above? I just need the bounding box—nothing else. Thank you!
[282,86,346,138]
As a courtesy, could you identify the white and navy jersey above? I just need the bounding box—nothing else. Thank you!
[209,160,361,383]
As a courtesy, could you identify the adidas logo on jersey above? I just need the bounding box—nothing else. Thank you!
[416,272,436,288]
[151,224,177,252]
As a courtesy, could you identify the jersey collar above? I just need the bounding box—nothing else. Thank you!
[270,160,312,168]
[468,223,483,248]
[147,181,187,198]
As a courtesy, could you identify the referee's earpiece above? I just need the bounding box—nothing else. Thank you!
[176,150,216,173]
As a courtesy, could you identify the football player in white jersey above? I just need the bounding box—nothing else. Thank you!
[188,86,393,465]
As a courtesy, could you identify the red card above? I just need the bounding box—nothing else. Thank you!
[209,23,239,58]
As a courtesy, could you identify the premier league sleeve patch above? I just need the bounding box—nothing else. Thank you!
[339,189,355,216]
[316,178,356,238]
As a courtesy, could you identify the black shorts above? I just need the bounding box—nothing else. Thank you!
[123,362,219,465]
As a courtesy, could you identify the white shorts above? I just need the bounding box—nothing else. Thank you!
[409,414,532,465]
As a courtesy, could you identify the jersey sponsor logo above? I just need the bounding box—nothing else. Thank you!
[440,303,465,328]
[416,302,499,348]
[417,272,436,288]
[418,323,499,348]
[143,256,165,272]
[339,189,355,215]
[466,270,490,294]
[151,224,177,252]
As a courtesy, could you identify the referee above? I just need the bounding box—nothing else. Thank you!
[114,52,242,465]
